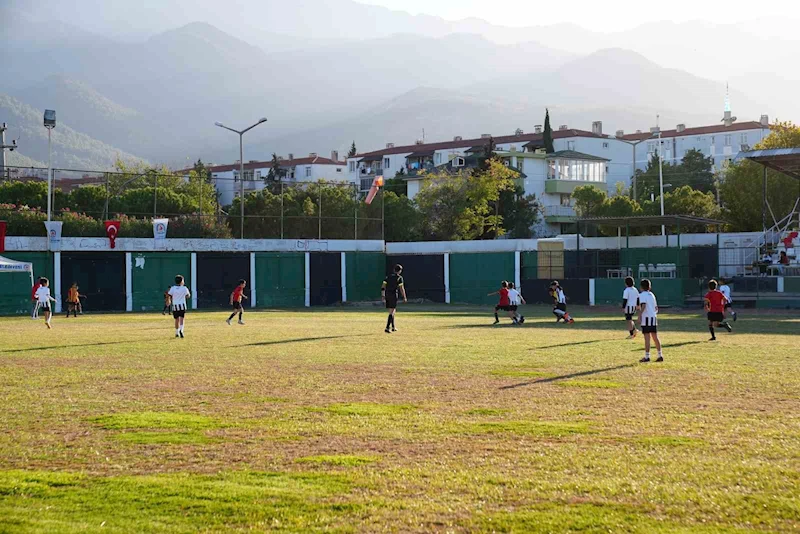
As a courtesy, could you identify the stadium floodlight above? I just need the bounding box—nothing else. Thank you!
[44,110,56,222]
[214,118,268,239]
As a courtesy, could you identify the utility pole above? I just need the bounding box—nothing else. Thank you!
[44,110,56,222]
[657,114,665,236]
[0,123,19,180]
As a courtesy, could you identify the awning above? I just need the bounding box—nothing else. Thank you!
[738,148,800,180]
[406,150,434,158]
[0,255,35,286]
[359,154,383,162]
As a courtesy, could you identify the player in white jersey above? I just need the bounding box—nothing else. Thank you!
[549,281,574,323]
[719,279,737,322]
[637,279,662,363]
[507,282,526,325]
[622,276,640,339]
[167,274,191,338]
[34,277,57,329]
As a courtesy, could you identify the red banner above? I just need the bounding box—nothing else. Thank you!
[105,220,121,249]
[0,221,6,253]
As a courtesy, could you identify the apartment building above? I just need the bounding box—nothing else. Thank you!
[200,153,347,206]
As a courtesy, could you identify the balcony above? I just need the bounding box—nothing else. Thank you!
[545,179,603,194]
[405,162,435,177]
[543,205,577,223]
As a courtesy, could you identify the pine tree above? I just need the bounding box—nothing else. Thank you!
[543,109,555,153]
[266,153,284,182]
[348,141,357,158]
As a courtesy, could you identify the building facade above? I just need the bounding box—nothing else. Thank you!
[201,154,348,206]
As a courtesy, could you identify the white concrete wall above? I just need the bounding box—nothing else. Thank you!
[4,237,384,253]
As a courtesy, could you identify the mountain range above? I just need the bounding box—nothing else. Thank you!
[1,0,797,171]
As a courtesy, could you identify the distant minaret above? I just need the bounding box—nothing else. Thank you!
[722,83,736,126]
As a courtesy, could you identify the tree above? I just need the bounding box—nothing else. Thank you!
[499,186,541,238]
[384,175,407,197]
[348,141,358,158]
[415,160,514,241]
[679,149,716,194]
[572,185,607,216]
[383,191,420,242]
[543,108,554,154]
[266,153,286,184]
[718,121,800,231]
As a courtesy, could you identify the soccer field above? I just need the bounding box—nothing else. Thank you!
[1,306,798,533]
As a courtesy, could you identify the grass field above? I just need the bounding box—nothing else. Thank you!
[1,305,799,533]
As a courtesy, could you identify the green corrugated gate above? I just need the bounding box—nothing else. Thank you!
[450,252,516,305]
[0,252,54,315]
[131,253,192,311]
[595,278,685,307]
[255,253,305,307]
[346,253,384,302]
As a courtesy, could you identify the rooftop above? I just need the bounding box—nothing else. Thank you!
[181,156,346,174]
[620,121,767,142]
[738,148,800,181]
[353,129,607,159]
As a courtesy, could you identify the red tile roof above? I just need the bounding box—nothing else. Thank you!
[620,121,768,142]
[180,157,346,174]
[353,129,607,158]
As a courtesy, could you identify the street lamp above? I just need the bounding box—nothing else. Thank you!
[656,115,666,236]
[43,110,56,222]
[215,118,267,239]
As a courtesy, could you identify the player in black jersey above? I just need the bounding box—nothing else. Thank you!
[381,264,407,333]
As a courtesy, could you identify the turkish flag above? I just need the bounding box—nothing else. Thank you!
[105,220,121,249]
[0,221,6,252]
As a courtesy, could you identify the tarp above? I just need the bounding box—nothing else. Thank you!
[0,255,35,286]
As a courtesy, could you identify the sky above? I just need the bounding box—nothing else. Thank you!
[358,0,799,31]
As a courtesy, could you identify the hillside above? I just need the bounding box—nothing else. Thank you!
[0,94,144,170]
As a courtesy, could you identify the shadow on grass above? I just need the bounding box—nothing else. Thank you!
[239,335,365,347]
[500,363,636,390]
[629,340,705,352]
[0,341,132,353]
[531,339,612,350]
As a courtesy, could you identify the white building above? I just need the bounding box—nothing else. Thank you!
[201,153,348,206]
[620,114,771,173]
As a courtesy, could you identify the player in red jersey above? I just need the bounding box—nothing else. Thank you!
[704,279,732,341]
[489,281,513,325]
[226,279,248,326]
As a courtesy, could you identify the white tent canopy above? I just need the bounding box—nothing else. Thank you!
[0,255,35,286]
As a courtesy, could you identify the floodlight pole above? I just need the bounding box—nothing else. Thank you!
[657,116,665,236]
[46,126,53,221]
[215,118,267,239]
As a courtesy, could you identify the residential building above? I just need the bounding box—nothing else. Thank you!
[620,114,771,173]
[195,153,347,206]
[347,126,621,196]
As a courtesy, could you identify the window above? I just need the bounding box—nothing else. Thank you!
[336,168,342,173]
[602,142,609,149]
[724,135,732,146]
[243,170,254,181]
[517,158,524,172]
[548,160,556,179]
[349,161,356,172]
[255,170,261,180]
[360,178,372,192]
[452,157,465,168]
[305,166,311,177]
[434,152,442,165]
[384,157,391,169]
[647,141,657,154]
[740,133,748,144]
[566,141,576,151]
[560,194,571,206]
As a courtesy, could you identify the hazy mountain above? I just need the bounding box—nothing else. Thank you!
[0,94,144,170]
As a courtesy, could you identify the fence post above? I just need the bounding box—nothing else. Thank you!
[53,252,62,313]
[589,278,595,306]
[514,251,521,289]
[250,252,257,307]
[190,253,197,310]
[280,181,284,239]
[341,252,347,303]
[125,252,133,312]
[318,182,322,240]
[354,183,358,240]
[444,253,451,304]
[304,252,311,307]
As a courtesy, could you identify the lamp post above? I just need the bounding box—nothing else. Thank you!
[43,110,56,221]
[656,115,666,236]
[215,118,267,239]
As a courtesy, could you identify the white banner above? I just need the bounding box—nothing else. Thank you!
[44,221,63,250]
[153,218,169,240]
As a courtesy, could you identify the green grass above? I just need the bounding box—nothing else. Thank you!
[1,305,799,532]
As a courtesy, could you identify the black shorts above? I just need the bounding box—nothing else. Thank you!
[509,305,518,312]
[385,296,398,309]
[707,311,724,323]
[724,302,733,309]
[173,309,186,319]
[641,325,658,334]
[625,313,633,321]
[556,303,567,312]
[40,304,51,313]
[495,305,510,312]
[232,301,243,311]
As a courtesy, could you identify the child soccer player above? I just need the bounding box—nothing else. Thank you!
[719,279,737,322]
[168,275,191,338]
[66,283,84,318]
[704,279,732,341]
[381,264,407,333]
[549,281,574,323]
[507,282,525,324]
[638,278,662,362]
[34,277,57,329]
[31,277,42,319]
[226,279,248,325]
[622,276,639,339]
[488,281,513,325]
[162,289,172,315]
